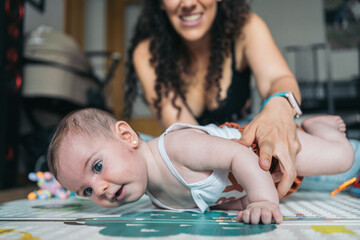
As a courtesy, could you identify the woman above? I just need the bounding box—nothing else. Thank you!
[124,0,302,198]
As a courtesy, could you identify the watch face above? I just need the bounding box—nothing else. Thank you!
[285,92,302,117]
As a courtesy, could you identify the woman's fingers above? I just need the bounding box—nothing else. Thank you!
[238,106,302,197]
[271,171,282,183]
[276,155,297,198]
[258,139,274,171]
[238,124,256,147]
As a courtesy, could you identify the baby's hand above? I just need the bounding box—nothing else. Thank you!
[236,201,282,224]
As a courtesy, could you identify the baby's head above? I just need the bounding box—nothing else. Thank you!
[47,108,118,178]
[47,108,146,208]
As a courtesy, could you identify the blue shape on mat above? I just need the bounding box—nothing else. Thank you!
[85,211,276,237]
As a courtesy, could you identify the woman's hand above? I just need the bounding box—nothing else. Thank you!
[238,97,302,198]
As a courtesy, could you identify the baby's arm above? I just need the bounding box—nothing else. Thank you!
[229,142,282,224]
[165,129,282,224]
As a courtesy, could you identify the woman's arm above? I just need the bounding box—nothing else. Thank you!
[237,13,302,198]
[239,13,301,101]
[132,39,198,129]
[166,129,282,224]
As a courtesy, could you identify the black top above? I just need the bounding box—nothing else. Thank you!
[192,46,251,125]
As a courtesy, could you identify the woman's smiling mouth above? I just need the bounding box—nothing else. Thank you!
[181,13,202,22]
[180,13,203,26]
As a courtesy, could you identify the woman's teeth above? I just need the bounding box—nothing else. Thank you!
[182,14,201,22]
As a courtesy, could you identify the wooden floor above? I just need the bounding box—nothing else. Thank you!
[0,184,36,203]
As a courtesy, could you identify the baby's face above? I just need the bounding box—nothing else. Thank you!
[56,134,148,208]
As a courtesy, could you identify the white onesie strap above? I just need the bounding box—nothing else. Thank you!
[164,122,241,140]
[158,132,189,186]
[204,123,242,139]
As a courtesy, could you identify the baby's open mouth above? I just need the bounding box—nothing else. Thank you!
[114,185,124,200]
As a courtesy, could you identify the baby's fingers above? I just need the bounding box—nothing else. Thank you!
[237,208,267,225]
[250,207,261,224]
[237,208,283,225]
[260,208,272,225]
[260,209,282,224]
[237,209,250,223]
[272,208,283,224]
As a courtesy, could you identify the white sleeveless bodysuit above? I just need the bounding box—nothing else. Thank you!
[146,123,247,213]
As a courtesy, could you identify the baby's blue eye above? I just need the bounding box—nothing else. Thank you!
[83,187,93,196]
[93,161,103,173]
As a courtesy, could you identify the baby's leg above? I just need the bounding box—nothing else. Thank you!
[295,115,354,176]
[301,115,346,138]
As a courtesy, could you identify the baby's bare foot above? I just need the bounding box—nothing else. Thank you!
[301,115,346,137]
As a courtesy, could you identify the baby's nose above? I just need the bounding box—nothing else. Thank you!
[94,181,109,196]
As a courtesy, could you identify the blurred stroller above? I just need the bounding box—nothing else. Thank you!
[21,26,120,172]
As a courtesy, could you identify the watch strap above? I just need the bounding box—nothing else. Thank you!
[261,92,302,119]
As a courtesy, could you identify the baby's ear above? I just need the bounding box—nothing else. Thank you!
[114,121,139,148]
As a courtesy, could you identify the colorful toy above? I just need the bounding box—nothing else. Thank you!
[330,174,360,197]
[27,171,75,200]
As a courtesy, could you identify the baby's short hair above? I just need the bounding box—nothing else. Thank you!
[47,108,118,178]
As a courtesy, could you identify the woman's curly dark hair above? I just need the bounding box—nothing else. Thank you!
[124,0,250,119]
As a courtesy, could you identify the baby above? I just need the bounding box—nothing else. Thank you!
[47,108,354,225]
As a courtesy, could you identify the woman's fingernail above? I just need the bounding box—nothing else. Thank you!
[262,159,270,168]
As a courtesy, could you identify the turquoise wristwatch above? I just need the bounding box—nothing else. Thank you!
[261,92,302,119]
